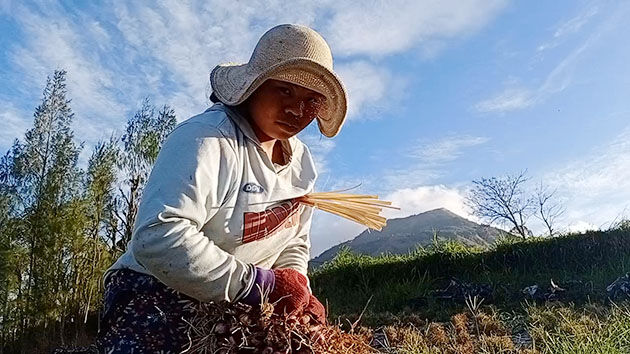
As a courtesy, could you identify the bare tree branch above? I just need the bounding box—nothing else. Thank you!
[466,170,535,239]
[535,181,565,236]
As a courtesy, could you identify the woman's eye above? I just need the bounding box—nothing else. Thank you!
[308,97,321,105]
[278,87,291,95]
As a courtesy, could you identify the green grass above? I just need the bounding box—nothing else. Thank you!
[368,302,630,353]
[310,228,630,352]
[311,229,630,320]
[526,302,630,353]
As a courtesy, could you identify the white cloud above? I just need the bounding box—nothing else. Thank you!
[554,6,599,38]
[416,40,449,61]
[6,3,130,163]
[382,167,444,192]
[335,61,405,120]
[113,1,226,109]
[298,133,336,175]
[475,88,534,113]
[310,210,367,257]
[383,185,471,219]
[537,5,599,52]
[475,3,623,114]
[476,36,593,113]
[409,135,490,163]
[0,0,13,14]
[536,37,593,97]
[323,0,507,57]
[545,125,630,232]
[87,21,113,51]
[369,134,490,191]
[112,0,503,122]
[111,0,319,120]
[0,104,30,151]
[2,0,507,158]
[566,220,598,233]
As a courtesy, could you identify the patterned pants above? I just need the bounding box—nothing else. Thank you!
[96,269,200,353]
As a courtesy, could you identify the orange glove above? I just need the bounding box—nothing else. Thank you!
[304,294,327,325]
[269,268,311,316]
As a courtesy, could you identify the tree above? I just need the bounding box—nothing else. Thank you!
[0,146,27,349]
[114,99,177,251]
[8,69,84,345]
[466,170,535,239]
[85,138,119,240]
[534,181,565,237]
[0,70,178,350]
[68,138,119,328]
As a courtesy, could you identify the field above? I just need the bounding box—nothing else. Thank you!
[309,226,630,353]
[21,226,630,353]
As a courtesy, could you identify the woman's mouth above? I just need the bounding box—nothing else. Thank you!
[277,120,298,130]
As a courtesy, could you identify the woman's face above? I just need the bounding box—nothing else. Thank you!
[243,79,326,141]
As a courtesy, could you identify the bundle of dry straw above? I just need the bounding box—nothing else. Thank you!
[183,301,376,353]
[297,191,399,231]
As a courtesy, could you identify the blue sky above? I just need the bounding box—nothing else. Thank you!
[2,0,629,257]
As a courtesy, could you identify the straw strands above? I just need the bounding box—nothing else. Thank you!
[183,300,377,353]
[297,192,399,231]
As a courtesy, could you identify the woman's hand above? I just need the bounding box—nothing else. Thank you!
[303,294,327,325]
[242,267,323,322]
[269,268,311,316]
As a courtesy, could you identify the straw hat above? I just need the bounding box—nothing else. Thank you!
[210,24,348,138]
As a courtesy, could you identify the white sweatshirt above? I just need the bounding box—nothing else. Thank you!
[107,103,317,303]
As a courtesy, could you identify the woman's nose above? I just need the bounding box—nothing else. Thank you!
[284,100,305,118]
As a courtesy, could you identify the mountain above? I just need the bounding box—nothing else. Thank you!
[310,208,506,267]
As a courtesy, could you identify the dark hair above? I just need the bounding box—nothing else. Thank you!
[209,92,221,103]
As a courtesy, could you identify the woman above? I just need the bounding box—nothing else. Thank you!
[97,24,348,352]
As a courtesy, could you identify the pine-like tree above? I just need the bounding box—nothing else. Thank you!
[72,138,118,326]
[114,99,176,251]
[10,70,84,343]
[0,145,27,348]
[85,138,119,241]
[1,70,179,350]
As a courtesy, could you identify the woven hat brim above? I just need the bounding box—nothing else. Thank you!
[210,58,347,138]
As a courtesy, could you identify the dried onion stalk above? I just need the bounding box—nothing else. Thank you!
[297,192,399,231]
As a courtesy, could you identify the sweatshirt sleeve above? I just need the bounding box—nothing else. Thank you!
[130,120,253,303]
[272,205,314,276]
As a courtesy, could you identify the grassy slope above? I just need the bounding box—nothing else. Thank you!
[310,228,630,353]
